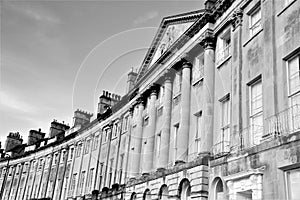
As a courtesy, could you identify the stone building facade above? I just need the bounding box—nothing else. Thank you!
[1,0,300,199]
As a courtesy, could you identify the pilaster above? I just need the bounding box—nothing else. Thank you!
[230,9,244,151]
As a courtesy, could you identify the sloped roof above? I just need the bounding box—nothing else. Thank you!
[135,9,205,82]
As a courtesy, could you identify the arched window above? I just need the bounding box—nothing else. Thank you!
[179,179,191,200]
[143,189,151,200]
[214,178,224,200]
[130,192,137,200]
[158,185,169,200]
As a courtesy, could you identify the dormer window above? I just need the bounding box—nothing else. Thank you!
[216,28,231,66]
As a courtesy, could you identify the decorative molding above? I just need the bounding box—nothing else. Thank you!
[199,29,216,50]
[231,9,243,31]
[223,166,265,181]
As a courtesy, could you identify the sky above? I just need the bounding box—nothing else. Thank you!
[0,0,203,144]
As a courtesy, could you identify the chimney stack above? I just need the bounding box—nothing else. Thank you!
[5,132,23,152]
[28,129,46,146]
[73,109,93,127]
[49,120,70,138]
[127,68,137,93]
[97,90,122,117]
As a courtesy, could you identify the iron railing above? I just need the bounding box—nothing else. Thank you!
[213,104,300,155]
[212,140,230,157]
[265,104,300,137]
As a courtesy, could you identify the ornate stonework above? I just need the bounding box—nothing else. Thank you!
[231,9,243,31]
[199,30,216,50]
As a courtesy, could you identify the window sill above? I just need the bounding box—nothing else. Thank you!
[111,136,118,140]
[277,0,298,17]
[243,29,263,47]
[216,55,232,69]
[192,77,204,86]
[158,104,163,110]
[173,93,181,99]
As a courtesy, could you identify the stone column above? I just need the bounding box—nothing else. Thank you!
[199,31,216,155]
[176,60,192,163]
[131,98,144,177]
[157,73,173,169]
[124,108,133,180]
[143,86,158,174]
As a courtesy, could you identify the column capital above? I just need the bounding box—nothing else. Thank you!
[136,96,145,105]
[182,60,193,69]
[149,85,159,96]
[180,52,193,63]
[128,106,134,116]
[231,9,243,31]
[199,30,216,50]
[162,69,175,82]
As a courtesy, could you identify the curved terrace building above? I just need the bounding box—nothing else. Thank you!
[1,0,300,199]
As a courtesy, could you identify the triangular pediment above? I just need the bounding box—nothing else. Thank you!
[150,22,194,66]
[136,10,205,82]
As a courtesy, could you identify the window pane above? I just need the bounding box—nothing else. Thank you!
[251,81,263,115]
[193,53,204,81]
[287,169,300,199]
[252,113,263,145]
[288,57,300,95]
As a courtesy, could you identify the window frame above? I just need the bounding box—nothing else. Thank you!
[216,27,231,66]
[249,78,263,145]
[249,5,262,37]
[123,116,129,132]
[174,123,179,159]
[76,142,83,157]
[84,138,91,154]
[220,95,231,144]
[193,52,205,83]
[194,111,202,154]
[93,134,100,150]
[287,55,300,105]
[69,147,74,160]
[285,168,300,200]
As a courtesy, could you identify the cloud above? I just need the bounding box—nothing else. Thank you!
[7,3,61,24]
[133,11,158,25]
[0,90,36,114]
